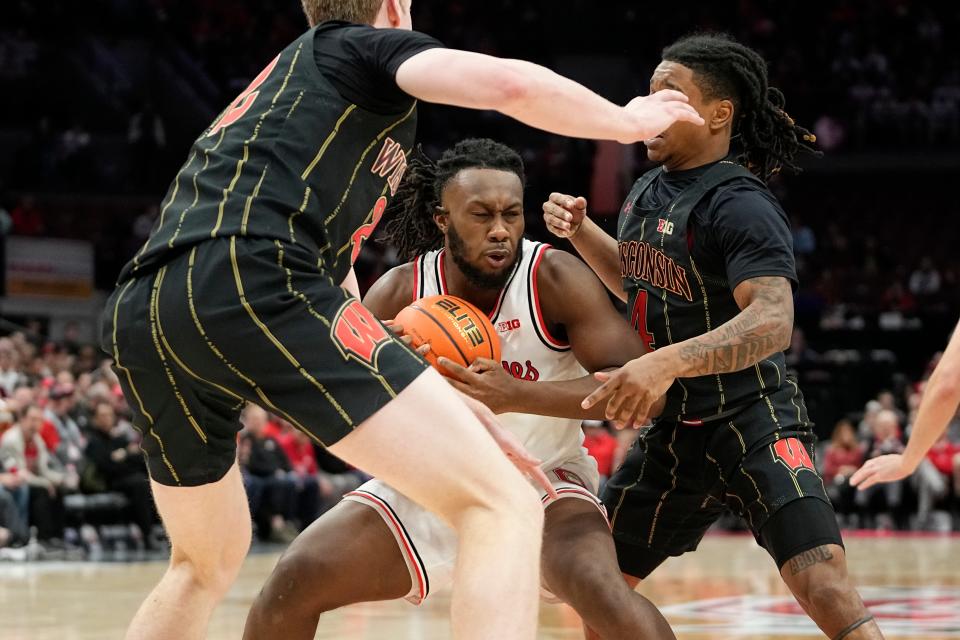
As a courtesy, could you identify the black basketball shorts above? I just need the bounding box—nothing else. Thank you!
[100,237,428,486]
[602,384,842,578]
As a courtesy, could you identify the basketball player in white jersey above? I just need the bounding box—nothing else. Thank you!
[243,139,676,640]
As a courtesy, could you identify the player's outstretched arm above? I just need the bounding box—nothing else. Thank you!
[542,193,623,300]
[851,320,960,490]
[583,275,794,427]
[396,49,703,144]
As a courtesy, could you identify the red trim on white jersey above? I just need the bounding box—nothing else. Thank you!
[346,490,429,603]
[541,486,608,521]
[411,256,421,302]
[530,244,569,349]
[437,249,449,294]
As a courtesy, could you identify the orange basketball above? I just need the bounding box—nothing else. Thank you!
[394,294,501,373]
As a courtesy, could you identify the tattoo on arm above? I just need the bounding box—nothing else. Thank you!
[674,276,793,376]
[788,545,834,575]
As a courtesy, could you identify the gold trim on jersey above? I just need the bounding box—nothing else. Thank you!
[211,45,302,238]
[131,149,197,271]
[241,164,270,235]
[324,102,417,228]
[229,237,353,426]
[689,257,726,413]
[286,90,305,121]
[728,420,773,512]
[184,248,323,444]
[301,104,358,180]
[610,435,649,529]
[168,131,225,248]
[647,425,680,546]
[659,201,689,414]
[288,186,312,243]
[149,267,207,444]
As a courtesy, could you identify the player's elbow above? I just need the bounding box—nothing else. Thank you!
[488,65,530,111]
[930,370,960,405]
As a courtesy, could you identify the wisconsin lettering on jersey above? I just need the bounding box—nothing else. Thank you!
[619,240,694,302]
[371,137,408,196]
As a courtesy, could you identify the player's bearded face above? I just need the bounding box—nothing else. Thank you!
[447,220,521,290]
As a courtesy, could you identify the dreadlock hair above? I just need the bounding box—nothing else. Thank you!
[662,33,820,182]
[380,138,525,261]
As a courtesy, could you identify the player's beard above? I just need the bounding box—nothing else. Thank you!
[447,222,521,291]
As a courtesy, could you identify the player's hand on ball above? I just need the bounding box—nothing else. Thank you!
[453,389,557,499]
[620,91,705,143]
[581,355,674,429]
[438,357,516,414]
[850,454,915,490]
[383,319,431,356]
[543,193,587,239]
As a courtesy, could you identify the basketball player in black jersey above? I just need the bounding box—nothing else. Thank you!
[545,34,883,640]
[101,1,703,638]
[244,139,675,640]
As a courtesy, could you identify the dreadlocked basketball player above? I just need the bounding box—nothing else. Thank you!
[244,139,675,640]
[544,34,883,640]
[100,1,703,637]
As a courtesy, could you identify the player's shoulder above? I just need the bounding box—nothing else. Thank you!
[373,260,417,291]
[533,245,603,297]
[704,175,785,223]
[362,260,417,316]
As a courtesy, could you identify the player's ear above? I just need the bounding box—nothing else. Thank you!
[384,0,403,27]
[434,206,449,233]
[711,99,734,132]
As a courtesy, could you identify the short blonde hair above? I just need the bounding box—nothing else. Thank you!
[300,0,383,27]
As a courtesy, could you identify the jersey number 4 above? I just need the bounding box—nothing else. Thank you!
[207,54,281,137]
[631,291,656,352]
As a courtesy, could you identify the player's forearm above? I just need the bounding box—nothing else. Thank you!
[568,217,625,301]
[509,376,609,420]
[902,365,960,469]
[656,299,792,379]
[493,59,638,142]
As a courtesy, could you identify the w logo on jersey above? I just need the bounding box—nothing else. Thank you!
[657,218,675,235]
[371,137,408,196]
[771,437,815,473]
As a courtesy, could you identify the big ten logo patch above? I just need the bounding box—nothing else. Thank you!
[771,437,815,473]
[331,300,391,370]
[497,318,521,333]
[502,359,539,381]
[434,298,484,348]
[657,218,675,235]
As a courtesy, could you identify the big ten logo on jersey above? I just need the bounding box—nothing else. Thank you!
[770,437,815,473]
[331,299,392,370]
[656,218,675,235]
[502,359,539,381]
[497,318,521,333]
[434,298,484,348]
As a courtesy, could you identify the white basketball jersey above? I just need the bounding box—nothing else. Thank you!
[413,238,589,471]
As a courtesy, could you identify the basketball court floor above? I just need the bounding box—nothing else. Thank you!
[3,532,959,639]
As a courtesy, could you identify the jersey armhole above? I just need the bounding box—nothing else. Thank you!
[412,256,422,302]
[529,244,570,351]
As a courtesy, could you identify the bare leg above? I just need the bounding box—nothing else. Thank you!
[125,464,251,640]
[244,501,409,639]
[780,545,884,639]
[330,368,543,640]
[541,498,675,640]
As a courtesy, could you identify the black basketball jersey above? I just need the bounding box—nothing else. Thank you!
[120,25,423,285]
[617,161,790,422]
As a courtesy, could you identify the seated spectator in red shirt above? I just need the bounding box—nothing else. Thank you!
[911,434,960,530]
[822,419,865,521]
[855,410,907,529]
[275,425,320,526]
[582,420,617,488]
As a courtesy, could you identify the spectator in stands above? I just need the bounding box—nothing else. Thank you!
[83,401,157,547]
[855,409,906,528]
[9,195,44,236]
[822,419,865,525]
[0,338,24,397]
[910,434,959,530]
[275,426,321,526]
[0,455,28,547]
[581,420,617,489]
[0,405,66,543]
[44,382,85,466]
[238,405,298,543]
[909,257,942,300]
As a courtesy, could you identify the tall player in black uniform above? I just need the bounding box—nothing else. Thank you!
[101,1,703,638]
[545,35,883,640]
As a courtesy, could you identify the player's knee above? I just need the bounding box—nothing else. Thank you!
[168,526,250,597]
[801,577,857,615]
[447,471,543,533]
[262,547,343,615]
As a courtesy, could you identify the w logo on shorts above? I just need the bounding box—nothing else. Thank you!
[770,437,815,473]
